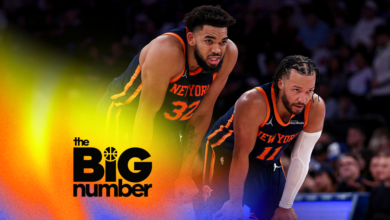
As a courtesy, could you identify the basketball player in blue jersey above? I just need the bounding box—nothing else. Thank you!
[201,55,325,220]
[96,5,238,215]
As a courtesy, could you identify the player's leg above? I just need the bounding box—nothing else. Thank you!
[199,142,232,220]
[142,129,197,220]
[96,91,138,147]
[243,163,273,220]
[192,136,209,220]
[95,91,115,143]
[244,160,286,220]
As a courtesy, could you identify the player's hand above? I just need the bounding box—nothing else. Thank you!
[271,207,297,220]
[173,176,199,204]
[213,200,244,220]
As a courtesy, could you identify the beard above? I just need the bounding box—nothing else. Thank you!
[194,44,224,73]
[281,89,306,115]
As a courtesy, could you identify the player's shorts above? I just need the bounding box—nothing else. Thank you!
[95,91,182,152]
[95,91,184,192]
[200,140,286,220]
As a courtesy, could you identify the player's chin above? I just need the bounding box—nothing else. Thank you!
[205,64,220,72]
[206,62,219,68]
[292,105,304,114]
[291,108,304,115]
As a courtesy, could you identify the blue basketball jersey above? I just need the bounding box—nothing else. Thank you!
[104,28,217,134]
[207,82,311,164]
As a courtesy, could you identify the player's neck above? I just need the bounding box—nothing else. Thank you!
[187,44,200,71]
[275,97,293,124]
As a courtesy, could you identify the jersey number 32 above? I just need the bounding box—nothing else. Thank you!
[164,100,200,121]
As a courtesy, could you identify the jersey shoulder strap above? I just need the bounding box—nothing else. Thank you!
[162,27,189,83]
[162,27,188,55]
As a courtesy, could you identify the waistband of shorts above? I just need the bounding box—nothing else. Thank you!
[249,159,281,168]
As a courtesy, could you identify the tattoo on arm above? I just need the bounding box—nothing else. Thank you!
[183,124,197,160]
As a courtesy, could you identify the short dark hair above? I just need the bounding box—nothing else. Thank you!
[337,153,359,167]
[183,5,236,32]
[272,55,320,100]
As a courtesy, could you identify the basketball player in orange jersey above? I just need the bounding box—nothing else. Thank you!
[201,55,325,220]
[96,5,238,215]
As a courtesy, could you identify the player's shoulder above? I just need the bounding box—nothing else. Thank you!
[309,94,325,111]
[139,34,185,72]
[147,34,184,57]
[303,93,326,132]
[234,88,269,126]
[236,88,269,115]
[308,93,326,119]
[226,40,238,56]
[223,40,238,65]
[215,40,238,79]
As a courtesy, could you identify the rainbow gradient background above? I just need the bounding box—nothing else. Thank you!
[0,28,187,220]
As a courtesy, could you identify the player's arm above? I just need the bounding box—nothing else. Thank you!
[132,36,185,149]
[213,89,267,220]
[178,41,238,177]
[173,41,237,202]
[272,94,325,220]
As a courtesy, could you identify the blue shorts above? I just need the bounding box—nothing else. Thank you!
[199,140,286,220]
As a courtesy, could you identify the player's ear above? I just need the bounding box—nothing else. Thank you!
[187,31,196,47]
[278,78,284,90]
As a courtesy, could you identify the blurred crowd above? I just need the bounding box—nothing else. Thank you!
[1,0,390,216]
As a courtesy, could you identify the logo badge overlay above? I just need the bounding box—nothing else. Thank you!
[73,137,152,197]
